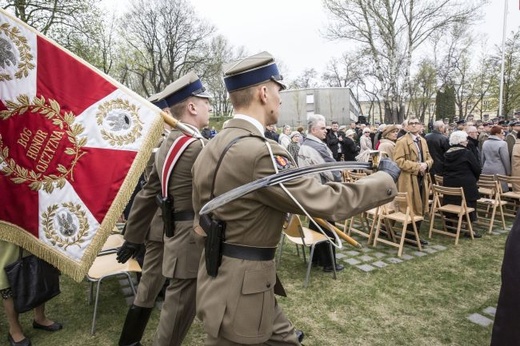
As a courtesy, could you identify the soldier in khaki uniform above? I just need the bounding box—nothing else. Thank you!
[191,51,399,345]
[117,93,169,346]
[117,72,211,346]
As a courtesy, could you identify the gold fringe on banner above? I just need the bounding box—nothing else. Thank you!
[0,113,164,282]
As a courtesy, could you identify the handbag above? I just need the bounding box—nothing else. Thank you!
[4,249,61,313]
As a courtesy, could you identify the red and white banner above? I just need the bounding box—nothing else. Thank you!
[0,9,164,281]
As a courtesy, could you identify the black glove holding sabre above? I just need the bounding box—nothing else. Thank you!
[378,158,401,183]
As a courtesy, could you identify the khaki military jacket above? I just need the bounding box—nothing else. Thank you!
[125,126,206,279]
[124,138,164,244]
[394,133,433,216]
[192,117,397,344]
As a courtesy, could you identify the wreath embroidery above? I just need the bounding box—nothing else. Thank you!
[96,98,143,146]
[42,203,90,250]
[0,95,86,193]
[0,22,34,81]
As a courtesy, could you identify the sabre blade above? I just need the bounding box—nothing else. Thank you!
[199,161,372,215]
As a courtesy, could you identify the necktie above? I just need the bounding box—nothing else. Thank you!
[415,138,423,162]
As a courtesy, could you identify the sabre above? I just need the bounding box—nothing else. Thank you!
[314,218,362,249]
[199,152,381,215]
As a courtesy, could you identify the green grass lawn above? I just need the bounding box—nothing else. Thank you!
[1,218,510,346]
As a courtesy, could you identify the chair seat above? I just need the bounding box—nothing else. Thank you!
[501,191,520,199]
[284,228,329,245]
[477,198,507,206]
[87,253,141,279]
[437,204,475,214]
[384,212,423,223]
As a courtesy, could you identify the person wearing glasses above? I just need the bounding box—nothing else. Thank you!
[394,118,434,245]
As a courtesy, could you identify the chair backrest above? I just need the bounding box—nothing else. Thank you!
[479,174,496,182]
[285,215,305,238]
[496,174,520,193]
[478,179,500,198]
[389,191,414,217]
[434,174,444,186]
[100,233,125,254]
[432,184,468,207]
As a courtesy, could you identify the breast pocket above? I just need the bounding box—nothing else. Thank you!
[233,266,276,338]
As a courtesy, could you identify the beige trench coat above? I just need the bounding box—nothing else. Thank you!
[394,133,433,216]
[511,139,520,191]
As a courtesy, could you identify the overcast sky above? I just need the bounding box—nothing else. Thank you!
[105,0,520,80]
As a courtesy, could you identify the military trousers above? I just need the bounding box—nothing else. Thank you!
[134,239,166,308]
[204,299,300,346]
[153,277,197,346]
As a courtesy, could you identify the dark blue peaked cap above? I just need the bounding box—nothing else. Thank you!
[223,51,287,92]
[159,71,210,107]
[147,92,168,110]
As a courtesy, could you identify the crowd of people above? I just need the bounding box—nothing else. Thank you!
[4,47,518,346]
[269,116,520,245]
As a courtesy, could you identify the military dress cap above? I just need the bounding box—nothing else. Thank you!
[159,71,210,107]
[456,119,466,125]
[223,51,287,92]
[509,120,520,126]
[147,92,168,109]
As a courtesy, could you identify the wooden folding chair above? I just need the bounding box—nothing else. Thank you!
[428,184,476,245]
[476,180,507,234]
[278,214,336,287]
[433,174,443,186]
[372,192,423,257]
[341,171,376,242]
[496,174,520,218]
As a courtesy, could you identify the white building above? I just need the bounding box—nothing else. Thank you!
[279,87,362,127]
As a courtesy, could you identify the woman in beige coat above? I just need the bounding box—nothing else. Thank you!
[511,132,520,191]
[378,125,399,161]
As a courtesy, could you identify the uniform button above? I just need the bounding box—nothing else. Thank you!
[266,283,271,288]
[387,189,393,195]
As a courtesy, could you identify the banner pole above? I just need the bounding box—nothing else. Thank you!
[160,111,200,137]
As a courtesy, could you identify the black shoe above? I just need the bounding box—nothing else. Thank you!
[8,334,31,346]
[465,232,482,238]
[323,264,344,273]
[32,320,63,332]
[295,329,305,343]
[419,238,429,246]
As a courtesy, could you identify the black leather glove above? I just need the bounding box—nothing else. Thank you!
[116,241,142,263]
[378,158,400,183]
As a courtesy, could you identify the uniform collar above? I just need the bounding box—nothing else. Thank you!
[233,114,265,137]
[180,122,202,137]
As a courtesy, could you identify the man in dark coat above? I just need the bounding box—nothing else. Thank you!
[425,120,450,180]
[491,212,520,345]
[325,121,346,161]
[466,125,481,166]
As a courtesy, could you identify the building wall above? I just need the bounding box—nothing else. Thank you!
[279,87,361,127]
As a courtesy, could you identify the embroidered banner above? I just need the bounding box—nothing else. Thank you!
[0,9,164,281]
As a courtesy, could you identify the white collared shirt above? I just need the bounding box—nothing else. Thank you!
[234,114,265,137]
